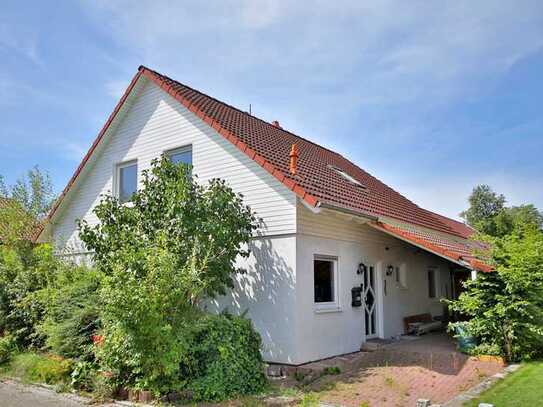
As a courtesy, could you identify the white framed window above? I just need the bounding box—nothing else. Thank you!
[395,263,408,289]
[428,267,438,299]
[166,145,192,166]
[314,255,339,311]
[116,161,137,203]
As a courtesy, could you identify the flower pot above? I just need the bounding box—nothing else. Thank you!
[139,390,153,403]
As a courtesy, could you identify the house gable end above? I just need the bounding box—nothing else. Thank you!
[47,76,298,253]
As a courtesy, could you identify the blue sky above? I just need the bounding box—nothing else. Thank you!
[1,1,542,220]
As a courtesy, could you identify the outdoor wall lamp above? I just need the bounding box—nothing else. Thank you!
[357,262,367,275]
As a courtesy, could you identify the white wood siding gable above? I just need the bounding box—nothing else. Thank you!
[50,77,297,254]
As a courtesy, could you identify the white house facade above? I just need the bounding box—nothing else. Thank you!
[38,67,489,365]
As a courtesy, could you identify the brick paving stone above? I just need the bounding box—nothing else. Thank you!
[312,356,502,407]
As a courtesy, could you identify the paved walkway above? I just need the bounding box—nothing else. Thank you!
[300,333,505,407]
[0,379,104,407]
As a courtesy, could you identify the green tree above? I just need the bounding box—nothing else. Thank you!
[461,185,542,237]
[0,166,55,245]
[449,225,543,361]
[0,166,55,219]
[0,168,58,346]
[460,184,506,236]
[495,204,543,237]
[78,157,259,391]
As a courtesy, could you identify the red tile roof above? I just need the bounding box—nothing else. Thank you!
[370,222,492,272]
[140,67,465,236]
[37,66,491,270]
[423,210,475,239]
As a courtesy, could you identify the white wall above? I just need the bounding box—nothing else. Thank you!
[207,235,298,364]
[49,77,297,252]
[296,203,453,363]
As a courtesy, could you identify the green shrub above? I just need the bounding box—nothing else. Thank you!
[81,158,260,397]
[448,226,543,361]
[38,267,101,361]
[0,335,16,364]
[322,366,341,375]
[179,313,267,401]
[8,353,73,384]
[0,244,70,349]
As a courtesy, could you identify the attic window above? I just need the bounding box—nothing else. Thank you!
[329,166,366,189]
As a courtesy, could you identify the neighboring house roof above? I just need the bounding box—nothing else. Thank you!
[37,66,490,271]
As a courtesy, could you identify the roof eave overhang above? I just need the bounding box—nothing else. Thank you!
[370,223,468,268]
[368,221,494,272]
[318,202,378,222]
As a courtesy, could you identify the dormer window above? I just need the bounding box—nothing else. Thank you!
[329,165,366,189]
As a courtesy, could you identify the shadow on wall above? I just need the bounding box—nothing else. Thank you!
[208,235,297,364]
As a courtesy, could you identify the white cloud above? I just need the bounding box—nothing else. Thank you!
[83,1,543,125]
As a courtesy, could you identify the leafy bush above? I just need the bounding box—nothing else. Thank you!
[0,244,63,348]
[80,158,261,395]
[38,267,101,360]
[8,353,73,384]
[70,360,99,391]
[179,313,267,401]
[448,225,543,361]
[0,334,16,364]
[94,248,200,392]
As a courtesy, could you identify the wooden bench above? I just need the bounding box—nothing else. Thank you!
[403,313,442,335]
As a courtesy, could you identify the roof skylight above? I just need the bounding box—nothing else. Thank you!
[329,165,366,189]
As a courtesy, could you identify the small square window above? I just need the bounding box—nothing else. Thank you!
[167,146,192,166]
[428,268,437,298]
[314,257,338,306]
[117,162,137,203]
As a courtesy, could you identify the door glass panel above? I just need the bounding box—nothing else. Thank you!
[363,265,377,337]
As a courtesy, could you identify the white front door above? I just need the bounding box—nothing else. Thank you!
[363,265,378,338]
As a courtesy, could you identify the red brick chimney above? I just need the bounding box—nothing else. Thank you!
[289,144,298,175]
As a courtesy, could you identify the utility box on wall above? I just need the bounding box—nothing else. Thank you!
[351,286,362,307]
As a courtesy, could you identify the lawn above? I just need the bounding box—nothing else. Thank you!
[467,361,543,406]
